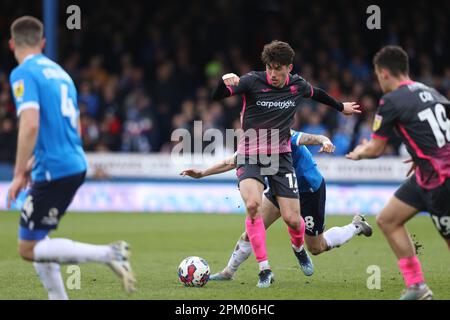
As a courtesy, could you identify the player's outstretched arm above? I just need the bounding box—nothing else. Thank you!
[297,133,335,153]
[346,138,387,160]
[7,109,39,208]
[310,87,361,115]
[180,155,237,178]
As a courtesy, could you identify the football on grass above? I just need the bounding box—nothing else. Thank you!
[178,256,210,287]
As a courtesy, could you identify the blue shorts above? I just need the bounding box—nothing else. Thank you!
[19,171,85,241]
[264,178,326,236]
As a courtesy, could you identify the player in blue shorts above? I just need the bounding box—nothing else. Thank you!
[181,130,372,280]
[6,16,136,299]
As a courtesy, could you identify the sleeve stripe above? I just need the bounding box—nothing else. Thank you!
[17,101,40,116]
[226,85,234,96]
[371,133,388,141]
[310,86,314,98]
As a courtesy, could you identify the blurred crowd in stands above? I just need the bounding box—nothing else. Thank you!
[1,0,450,163]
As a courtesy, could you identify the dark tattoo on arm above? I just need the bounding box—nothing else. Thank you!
[297,133,325,146]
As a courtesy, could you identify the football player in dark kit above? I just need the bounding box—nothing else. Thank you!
[212,40,361,287]
[347,45,450,300]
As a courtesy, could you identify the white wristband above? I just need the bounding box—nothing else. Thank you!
[222,73,237,81]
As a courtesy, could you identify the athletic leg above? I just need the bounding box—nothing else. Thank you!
[377,195,432,299]
[18,173,136,298]
[211,196,281,280]
[239,178,269,271]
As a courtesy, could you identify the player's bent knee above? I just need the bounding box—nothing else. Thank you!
[306,241,326,255]
[305,235,328,255]
[376,214,402,234]
[308,246,323,255]
[284,215,301,231]
[245,200,260,216]
[375,215,383,227]
[376,214,398,232]
[376,214,389,231]
[18,242,36,261]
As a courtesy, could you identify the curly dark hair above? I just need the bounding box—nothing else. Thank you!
[373,45,409,77]
[261,40,295,66]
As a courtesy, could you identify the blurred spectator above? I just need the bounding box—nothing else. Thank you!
[78,81,101,119]
[121,88,158,152]
[1,0,449,160]
[0,117,16,162]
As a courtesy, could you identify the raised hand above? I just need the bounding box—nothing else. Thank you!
[342,102,362,115]
[180,169,204,179]
[7,174,28,209]
[222,73,240,86]
[319,140,336,153]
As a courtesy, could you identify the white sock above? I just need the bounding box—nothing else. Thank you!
[292,244,304,253]
[258,260,270,271]
[33,262,68,300]
[226,238,252,274]
[33,238,113,264]
[323,223,358,249]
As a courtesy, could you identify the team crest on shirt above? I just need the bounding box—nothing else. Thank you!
[372,114,383,132]
[12,79,25,101]
[289,85,298,95]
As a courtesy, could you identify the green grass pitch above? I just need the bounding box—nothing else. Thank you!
[0,211,449,300]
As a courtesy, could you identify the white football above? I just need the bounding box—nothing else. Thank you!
[178,256,210,287]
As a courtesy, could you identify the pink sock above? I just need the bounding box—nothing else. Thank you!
[288,217,305,248]
[245,216,267,263]
[398,256,425,287]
